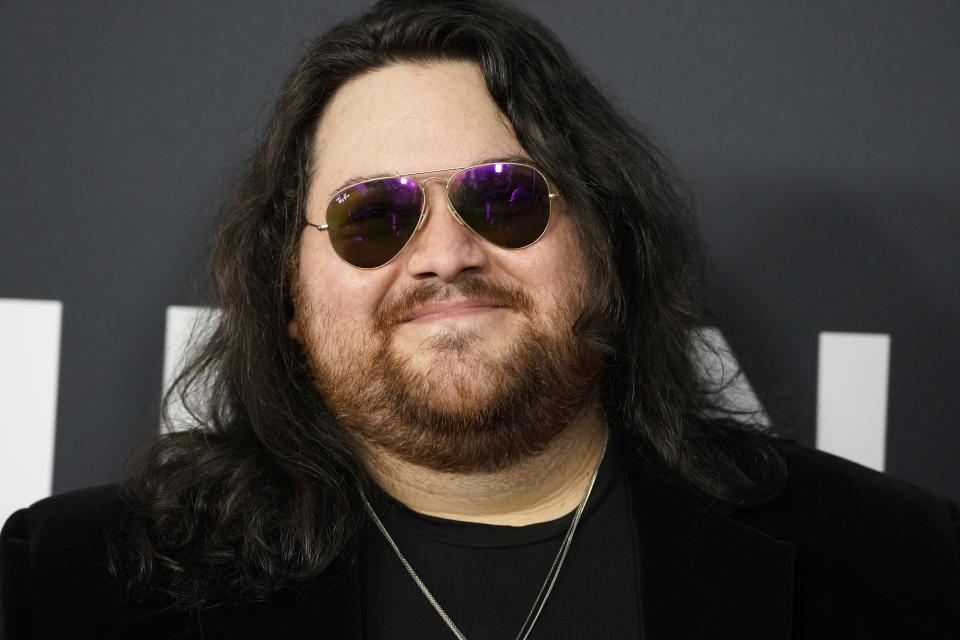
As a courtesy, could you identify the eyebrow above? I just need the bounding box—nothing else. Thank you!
[325,154,537,203]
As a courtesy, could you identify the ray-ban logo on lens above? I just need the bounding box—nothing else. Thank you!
[336,193,350,204]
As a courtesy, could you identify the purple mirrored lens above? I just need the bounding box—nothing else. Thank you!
[447,163,550,249]
[325,178,423,268]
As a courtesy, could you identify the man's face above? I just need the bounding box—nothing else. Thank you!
[292,60,603,472]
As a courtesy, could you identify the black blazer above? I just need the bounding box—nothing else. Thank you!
[1,441,958,639]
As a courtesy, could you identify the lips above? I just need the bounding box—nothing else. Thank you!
[402,298,504,322]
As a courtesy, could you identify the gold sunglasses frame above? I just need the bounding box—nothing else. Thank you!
[304,161,559,269]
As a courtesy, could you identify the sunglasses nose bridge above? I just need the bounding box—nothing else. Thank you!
[418,176,467,228]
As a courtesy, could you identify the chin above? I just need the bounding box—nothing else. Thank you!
[436,381,503,414]
[396,324,517,361]
[412,363,502,410]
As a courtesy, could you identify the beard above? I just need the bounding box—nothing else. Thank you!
[294,275,606,473]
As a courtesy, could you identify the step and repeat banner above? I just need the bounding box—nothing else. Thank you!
[1,2,957,519]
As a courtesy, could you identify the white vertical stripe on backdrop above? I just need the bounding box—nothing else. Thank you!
[0,298,62,523]
[161,305,220,433]
[816,332,891,472]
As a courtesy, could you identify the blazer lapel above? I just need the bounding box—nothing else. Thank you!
[629,464,795,639]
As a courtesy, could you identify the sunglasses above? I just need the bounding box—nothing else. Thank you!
[305,162,557,269]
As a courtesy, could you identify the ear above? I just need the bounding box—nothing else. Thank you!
[288,318,301,341]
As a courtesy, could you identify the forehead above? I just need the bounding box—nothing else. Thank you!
[309,61,528,205]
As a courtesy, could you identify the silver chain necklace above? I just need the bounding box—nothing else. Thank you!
[360,434,608,640]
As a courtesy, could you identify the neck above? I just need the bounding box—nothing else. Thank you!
[359,405,608,526]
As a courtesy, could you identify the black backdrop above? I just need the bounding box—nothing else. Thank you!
[1,1,957,502]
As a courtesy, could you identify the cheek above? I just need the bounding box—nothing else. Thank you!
[298,230,339,285]
[532,225,591,322]
[513,215,587,290]
[296,235,395,325]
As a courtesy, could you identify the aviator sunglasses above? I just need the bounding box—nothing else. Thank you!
[305,162,557,269]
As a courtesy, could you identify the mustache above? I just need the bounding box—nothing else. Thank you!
[373,276,533,330]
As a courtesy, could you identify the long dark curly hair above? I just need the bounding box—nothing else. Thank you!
[112,0,786,609]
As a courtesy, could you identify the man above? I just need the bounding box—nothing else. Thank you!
[1,1,958,638]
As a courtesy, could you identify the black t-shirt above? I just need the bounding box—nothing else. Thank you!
[359,448,642,639]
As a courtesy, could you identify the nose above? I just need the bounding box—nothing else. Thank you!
[403,180,489,281]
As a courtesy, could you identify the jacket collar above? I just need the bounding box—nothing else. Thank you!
[627,458,795,639]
